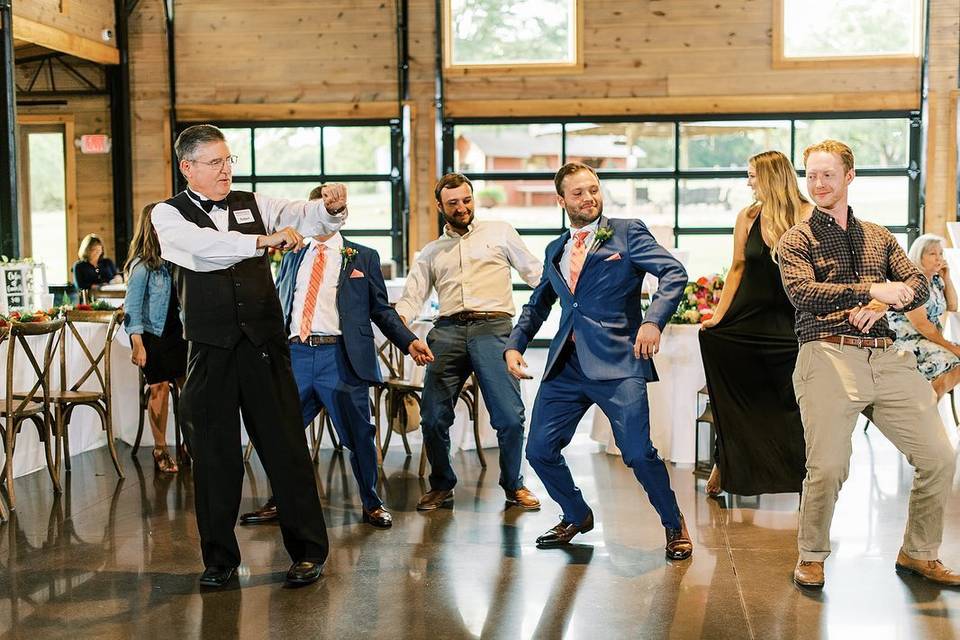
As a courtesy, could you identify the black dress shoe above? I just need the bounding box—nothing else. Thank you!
[286,561,323,586]
[362,506,393,528]
[239,497,278,525]
[199,565,237,587]
[535,510,594,547]
[416,489,454,511]
[665,514,693,560]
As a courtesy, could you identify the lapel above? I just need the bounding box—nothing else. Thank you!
[579,215,611,277]
[548,230,571,292]
[337,238,358,294]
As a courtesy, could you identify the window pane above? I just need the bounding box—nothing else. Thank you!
[254,127,321,175]
[342,181,393,230]
[450,0,576,66]
[512,289,560,340]
[341,234,394,266]
[804,176,909,227]
[254,182,315,200]
[232,181,253,192]
[794,119,910,169]
[455,124,562,173]
[680,121,790,170]
[221,128,252,176]
[513,233,556,283]
[679,178,753,228]
[602,178,675,244]
[472,179,562,228]
[783,0,920,58]
[677,234,734,280]
[323,126,392,175]
[566,122,675,171]
[28,133,67,285]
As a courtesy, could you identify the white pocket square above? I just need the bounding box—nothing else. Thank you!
[604,252,622,262]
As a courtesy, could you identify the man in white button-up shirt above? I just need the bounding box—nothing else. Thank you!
[153,124,345,589]
[396,173,543,512]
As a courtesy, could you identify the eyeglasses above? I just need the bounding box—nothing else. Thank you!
[190,155,238,170]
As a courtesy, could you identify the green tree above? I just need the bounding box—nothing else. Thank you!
[452,0,573,64]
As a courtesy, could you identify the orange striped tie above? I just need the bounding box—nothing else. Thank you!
[299,245,326,341]
[568,230,590,291]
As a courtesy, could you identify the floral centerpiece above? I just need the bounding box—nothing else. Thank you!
[669,274,724,324]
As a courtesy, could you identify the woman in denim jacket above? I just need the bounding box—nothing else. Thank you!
[124,203,188,473]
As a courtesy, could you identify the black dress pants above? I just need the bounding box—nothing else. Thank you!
[180,333,329,569]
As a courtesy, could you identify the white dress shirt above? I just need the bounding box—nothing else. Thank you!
[395,220,543,321]
[289,234,344,339]
[559,218,600,285]
[152,190,346,273]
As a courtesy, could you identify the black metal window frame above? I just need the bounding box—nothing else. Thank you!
[442,111,921,346]
[176,118,407,272]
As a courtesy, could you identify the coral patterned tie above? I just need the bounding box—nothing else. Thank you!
[568,230,590,292]
[299,245,326,341]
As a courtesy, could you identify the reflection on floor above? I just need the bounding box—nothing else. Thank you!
[0,427,958,639]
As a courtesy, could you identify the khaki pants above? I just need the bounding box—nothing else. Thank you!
[793,340,956,562]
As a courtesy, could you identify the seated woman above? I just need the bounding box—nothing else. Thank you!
[73,233,121,293]
[123,204,188,473]
[887,234,960,399]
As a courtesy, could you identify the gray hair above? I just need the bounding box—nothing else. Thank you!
[174,124,225,162]
[907,233,946,268]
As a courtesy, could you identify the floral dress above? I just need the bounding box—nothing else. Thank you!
[888,274,960,380]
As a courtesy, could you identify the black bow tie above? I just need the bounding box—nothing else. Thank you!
[189,190,227,213]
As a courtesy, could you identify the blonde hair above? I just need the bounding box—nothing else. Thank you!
[907,234,945,270]
[125,203,164,274]
[78,233,104,262]
[748,150,810,261]
[802,139,855,173]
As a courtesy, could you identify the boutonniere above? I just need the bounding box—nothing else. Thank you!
[340,246,358,266]
[592,226,614,249]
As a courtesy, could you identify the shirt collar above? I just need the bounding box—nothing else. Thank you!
[570,217,601,239]
[307,232,343,252]
[811,206,857,227]
[443,220,477,239]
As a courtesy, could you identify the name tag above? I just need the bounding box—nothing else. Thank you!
[233,209,255,224]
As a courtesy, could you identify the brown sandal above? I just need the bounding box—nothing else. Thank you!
[153,447,179,474]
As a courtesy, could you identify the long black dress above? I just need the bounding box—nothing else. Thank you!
[698,214,806,495]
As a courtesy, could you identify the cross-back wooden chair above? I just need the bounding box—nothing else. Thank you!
[130,369,189,465]
[0,318,65,512]
[50,309,125,480]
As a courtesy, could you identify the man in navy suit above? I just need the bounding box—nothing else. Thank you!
[240,185,433,529]
[505,162,692,559]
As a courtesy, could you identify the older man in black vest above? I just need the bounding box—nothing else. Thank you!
[152,124,346,588]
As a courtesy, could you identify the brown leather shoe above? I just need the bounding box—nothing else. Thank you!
[535,510,594,547]
[416,489,454,511]
[362,506,393,529]
[239,497,278,525]
[895,549,960,586]
[665,514,693,560]
[793,559,825,588]
[505,486,541,510]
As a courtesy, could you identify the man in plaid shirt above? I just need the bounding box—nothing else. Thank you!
[779,139,958,589]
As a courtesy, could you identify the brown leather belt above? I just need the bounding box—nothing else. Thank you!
[440,311,512,323]
[819,335,892,349]
[290,335,341,346]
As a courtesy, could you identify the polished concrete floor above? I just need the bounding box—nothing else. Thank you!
[1,426,959,640]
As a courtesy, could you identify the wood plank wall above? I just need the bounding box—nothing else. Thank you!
[14,0,117,50]
[120,0,959,259]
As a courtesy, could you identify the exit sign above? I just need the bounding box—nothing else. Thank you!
[78,134,111,154]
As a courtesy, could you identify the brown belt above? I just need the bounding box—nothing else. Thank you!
[818,335,892,349]
[440,311,512,323]
[290,335,341,346]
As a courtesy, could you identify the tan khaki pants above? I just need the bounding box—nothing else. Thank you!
[793,340,956,562]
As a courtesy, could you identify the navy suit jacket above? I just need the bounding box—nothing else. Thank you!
[276,238,417,385]
[506,216,687,382]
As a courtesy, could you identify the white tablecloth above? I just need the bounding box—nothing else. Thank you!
[589,324,705,464]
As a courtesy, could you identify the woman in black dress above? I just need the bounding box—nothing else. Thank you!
[698,150,813,496]
[123,203,188,473]
[73,234,121,293]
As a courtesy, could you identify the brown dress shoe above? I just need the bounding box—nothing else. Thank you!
[535,510,594,547]
[895,549,960,586]
[505,486,541,510]
[416,489,454,511]
[362,506,393,529]
[665,515,693,560]
[239,497,278,525]
[793,559,825,588]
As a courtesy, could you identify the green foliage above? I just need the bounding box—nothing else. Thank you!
[784,0,918,57]
[451,0,573,64]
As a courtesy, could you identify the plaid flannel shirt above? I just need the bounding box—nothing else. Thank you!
[777,207,928,344]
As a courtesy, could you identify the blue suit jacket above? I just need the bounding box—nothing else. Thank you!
[276,238,417,385]
[506,216,687,382]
